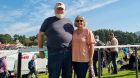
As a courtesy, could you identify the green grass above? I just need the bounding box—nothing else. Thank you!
[38,50,140,78]
[38,73,48,78]
[102,70,139,78]
[38,70,140,78]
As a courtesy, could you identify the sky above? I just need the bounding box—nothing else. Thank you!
[0,0,140,37]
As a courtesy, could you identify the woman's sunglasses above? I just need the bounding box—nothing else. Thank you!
[76,20,84,22]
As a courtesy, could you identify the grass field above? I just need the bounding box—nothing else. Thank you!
[37,50,140,78]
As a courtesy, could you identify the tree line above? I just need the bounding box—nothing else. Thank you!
[0,29,140,46]
[94,29,140,45]
[0,34,38,46]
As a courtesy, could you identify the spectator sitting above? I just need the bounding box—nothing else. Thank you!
[120,52,137,70]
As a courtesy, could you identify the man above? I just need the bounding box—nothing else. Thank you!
[0,56,8,78]
[109,32,118,74]
[38,2,74,78]
[93,35,105,76]
[28,56,38,78]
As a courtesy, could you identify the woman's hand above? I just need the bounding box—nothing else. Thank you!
[88,59,93,66]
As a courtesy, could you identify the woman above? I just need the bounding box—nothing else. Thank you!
[72,16,95,78]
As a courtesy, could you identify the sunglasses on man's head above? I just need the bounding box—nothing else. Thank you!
[76,20,84,22]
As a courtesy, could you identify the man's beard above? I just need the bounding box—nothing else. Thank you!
[55,13,65,19]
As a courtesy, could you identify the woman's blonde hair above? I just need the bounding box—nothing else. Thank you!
[74,15,87,27]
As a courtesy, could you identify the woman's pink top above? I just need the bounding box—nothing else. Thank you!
[72,28,95,62]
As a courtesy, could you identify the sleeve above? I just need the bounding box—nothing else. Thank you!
[111,38,118,46]
[3,59,8,71]
[87,29,95,45]
[98,41,105,46]
[40,18,49,32]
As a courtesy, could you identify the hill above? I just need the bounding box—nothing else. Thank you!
[135,31,140,36]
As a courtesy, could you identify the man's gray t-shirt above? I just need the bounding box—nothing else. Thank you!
[40,16,74,49]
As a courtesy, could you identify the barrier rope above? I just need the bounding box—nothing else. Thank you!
[0,45,140,58]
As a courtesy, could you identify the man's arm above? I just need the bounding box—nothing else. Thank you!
[38,32,45,58]
[38,32,44,48]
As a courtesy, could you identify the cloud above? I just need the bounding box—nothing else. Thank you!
[1,23,39,36]
[28,0,48,4]
[28,3,54,24]
[67,0,119,17]
[27,0,119,25]
[0,0,119,36]
[0,9,24,22]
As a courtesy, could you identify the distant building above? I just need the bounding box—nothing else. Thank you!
[16,40,24,48]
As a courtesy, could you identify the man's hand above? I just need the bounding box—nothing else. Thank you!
[39,51,45,58]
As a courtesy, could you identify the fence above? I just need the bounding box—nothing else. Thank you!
[95,45,140,78]
[0,45,140,78]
